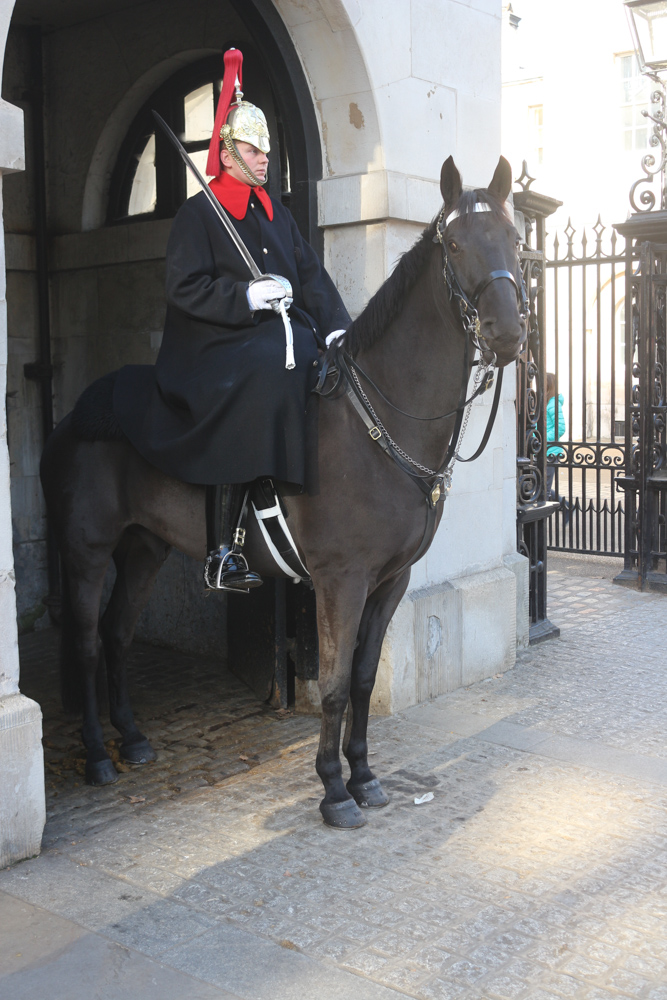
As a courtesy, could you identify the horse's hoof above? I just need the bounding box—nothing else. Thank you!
[120,739,157,765]
[320,797,367,829]
[347,777,390,808]
[85,758,118,786]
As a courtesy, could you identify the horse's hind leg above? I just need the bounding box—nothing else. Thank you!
[343,570,411,808]
[100,526,171,764]
[61,552,118,785]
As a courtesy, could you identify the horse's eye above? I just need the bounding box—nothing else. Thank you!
[447,240,460,254]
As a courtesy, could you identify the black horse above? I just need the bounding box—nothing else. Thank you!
[40,156,526,829]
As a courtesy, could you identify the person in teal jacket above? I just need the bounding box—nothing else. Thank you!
[546,372,567,512]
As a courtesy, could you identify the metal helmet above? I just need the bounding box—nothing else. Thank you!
[206,48,270,186]
[223,102,270,155]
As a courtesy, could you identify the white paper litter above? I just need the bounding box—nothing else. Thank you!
[414,792,434,805]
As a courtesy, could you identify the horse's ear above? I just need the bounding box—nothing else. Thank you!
[440,156,462,211]
[487,156,512,202]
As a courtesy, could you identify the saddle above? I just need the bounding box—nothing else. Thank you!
[72,372,310,585]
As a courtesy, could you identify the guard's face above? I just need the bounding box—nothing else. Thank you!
[221,142,268,186]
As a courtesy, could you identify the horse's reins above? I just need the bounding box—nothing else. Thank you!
[314,199,527,571]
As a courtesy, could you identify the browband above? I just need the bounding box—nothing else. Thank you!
[445,203,492,225]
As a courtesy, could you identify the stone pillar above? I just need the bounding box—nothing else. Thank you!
[0,97,45,868]
[282,0,529,714]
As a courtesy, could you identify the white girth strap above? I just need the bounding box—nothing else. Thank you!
[251,501,309,583]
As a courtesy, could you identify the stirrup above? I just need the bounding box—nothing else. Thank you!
[203,547,263,593]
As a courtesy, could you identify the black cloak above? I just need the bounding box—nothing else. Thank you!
[113,189,350,487]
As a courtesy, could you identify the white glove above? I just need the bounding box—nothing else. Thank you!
[326,329,346,347]
[247,275,289,312]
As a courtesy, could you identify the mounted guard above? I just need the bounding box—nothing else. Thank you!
[113,48,351,593]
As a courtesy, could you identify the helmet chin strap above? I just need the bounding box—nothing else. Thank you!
[221,126,267,187]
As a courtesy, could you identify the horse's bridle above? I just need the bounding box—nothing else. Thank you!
[434,202,529,363]
[313,199,528,569]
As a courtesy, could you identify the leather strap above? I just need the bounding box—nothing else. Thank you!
[338,353,446,507]
[456,367,504,463]
[471,269,518,307]
[252,478,310,583]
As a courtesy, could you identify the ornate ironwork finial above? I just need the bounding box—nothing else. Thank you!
[630,83,667,212]
[516,160,536,192]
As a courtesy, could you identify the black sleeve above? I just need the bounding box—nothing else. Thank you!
[165,200,254,328]
[289,213,352,335]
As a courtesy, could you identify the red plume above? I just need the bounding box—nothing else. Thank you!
[206,48,244,178]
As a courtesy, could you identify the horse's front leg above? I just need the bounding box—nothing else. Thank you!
[344,570,411,807]
[314,575,368,829]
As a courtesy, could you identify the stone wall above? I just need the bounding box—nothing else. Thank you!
[278,0,527,710]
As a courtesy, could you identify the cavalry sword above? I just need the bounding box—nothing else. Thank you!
[152,111,296,369]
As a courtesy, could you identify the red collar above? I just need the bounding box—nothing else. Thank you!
[208,172,273,222]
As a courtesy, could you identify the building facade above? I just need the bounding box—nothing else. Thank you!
[0,0,525,866]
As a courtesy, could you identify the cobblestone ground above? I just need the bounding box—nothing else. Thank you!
[2,561,667,1000]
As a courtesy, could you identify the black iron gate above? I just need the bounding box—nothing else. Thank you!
[542,218,627,555]
[613,217,667,591]
[537,202,667,589]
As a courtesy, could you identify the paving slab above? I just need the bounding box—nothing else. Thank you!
[2,565,667,1000]
[0,890,234,1000]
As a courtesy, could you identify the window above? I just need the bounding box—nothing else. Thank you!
[127,134,157,216]
[617,52,651,152]
[108,54,289,224]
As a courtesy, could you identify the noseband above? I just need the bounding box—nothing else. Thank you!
[434,202,529,361]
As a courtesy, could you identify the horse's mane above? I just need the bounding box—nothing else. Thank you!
[342,189,511,357]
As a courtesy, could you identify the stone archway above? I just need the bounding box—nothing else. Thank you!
[2,0,332,657]
[0,0,358,866]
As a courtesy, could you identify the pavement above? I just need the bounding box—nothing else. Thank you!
[2,554,667,1000]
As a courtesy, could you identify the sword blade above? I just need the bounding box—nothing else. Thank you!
[152,110,262,279]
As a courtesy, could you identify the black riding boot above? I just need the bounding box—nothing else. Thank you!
[204,484,263,593]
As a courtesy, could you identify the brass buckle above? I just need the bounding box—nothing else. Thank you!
[369,426,382,441]
[233,527,246,547]
[430,482,442,506]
